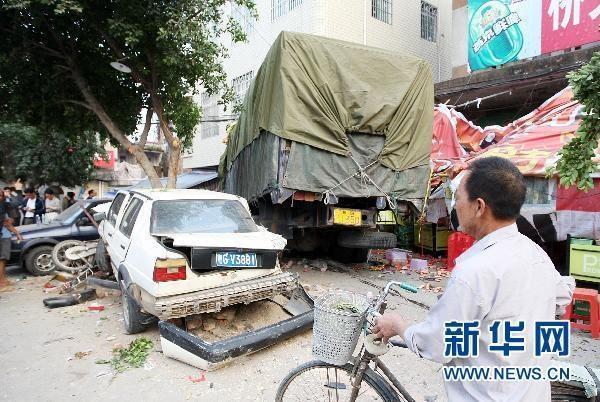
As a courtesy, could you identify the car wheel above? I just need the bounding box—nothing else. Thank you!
[120,280,150,334]
[25,245,56,276]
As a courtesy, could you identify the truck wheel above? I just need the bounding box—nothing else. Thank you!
[25,245,56,276]
[95,239,111,273]
[337,231,397,249]
[120,280,150,334]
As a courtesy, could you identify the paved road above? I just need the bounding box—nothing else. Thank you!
[1,263,597,402]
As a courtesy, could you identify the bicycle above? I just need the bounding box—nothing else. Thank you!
[276,281,594,402]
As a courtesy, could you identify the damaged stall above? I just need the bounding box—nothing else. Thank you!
[427,87,600,276]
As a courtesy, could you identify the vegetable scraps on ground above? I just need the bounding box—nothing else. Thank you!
[96,337,153,373]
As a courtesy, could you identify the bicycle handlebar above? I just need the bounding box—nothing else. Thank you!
[372,281,418,313]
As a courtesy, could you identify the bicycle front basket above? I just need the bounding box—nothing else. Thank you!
[312,291,371,366]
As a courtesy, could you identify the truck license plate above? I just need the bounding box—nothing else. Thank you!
[215,252,257,268]
[333,208,362,226]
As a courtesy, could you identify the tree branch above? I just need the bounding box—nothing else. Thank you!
[61,100,94,111]
[94,26,153,90]
[138,107,153,148]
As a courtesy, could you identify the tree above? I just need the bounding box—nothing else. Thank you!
[553,51,600,190]
[0,0,256,188]
[0,120,103,187]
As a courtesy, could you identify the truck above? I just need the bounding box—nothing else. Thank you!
[219,32,434,261]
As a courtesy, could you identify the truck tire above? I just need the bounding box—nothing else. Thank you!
[95,239,111,273]
[25,245,56,276]
[337,231,397,249]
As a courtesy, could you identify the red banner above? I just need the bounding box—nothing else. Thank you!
[94,150,115,169]
[541,0,600,53]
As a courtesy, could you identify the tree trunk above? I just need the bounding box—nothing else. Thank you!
[69,65,163,188]
[166,140,180,189]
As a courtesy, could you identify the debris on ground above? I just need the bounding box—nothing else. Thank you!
[87,303,105,311]
[43,288,97,309]
[419,283,443,293]
[187,371,207,383]
[95,337,154,373]
[67,349,92,361]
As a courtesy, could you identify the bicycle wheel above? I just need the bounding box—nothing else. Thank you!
[275,360,403,402]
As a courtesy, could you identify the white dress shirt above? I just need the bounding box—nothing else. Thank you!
[404,224,575,402]
[25,198,36,218]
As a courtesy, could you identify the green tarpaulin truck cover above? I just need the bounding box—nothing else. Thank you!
[219,31,433,201]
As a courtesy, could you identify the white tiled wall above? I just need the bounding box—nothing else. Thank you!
[184,0,452,169]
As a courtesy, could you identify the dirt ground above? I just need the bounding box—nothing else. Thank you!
[1,261,599,402]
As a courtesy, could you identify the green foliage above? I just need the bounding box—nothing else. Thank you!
[553,52,600,190]
[0,121,103,187]
[0,0,256,177]
[96,337,154,373]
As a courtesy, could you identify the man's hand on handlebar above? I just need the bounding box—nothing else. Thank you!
[372,312,410,343]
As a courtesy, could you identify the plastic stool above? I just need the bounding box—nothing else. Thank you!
[561,288,600,339]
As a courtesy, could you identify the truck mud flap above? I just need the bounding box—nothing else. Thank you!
[158,286,314,370]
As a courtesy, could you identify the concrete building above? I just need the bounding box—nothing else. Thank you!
[183,0,453,170]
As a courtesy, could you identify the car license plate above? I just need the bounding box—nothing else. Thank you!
[333,208,362,226]
[215,252,257,268]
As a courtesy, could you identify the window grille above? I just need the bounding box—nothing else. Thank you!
[421,1,438,42]
[372,0,392,24]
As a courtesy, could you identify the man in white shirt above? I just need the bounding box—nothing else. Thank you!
[373,157,574,402]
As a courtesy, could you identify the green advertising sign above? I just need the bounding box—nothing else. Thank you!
[468,0,541,71]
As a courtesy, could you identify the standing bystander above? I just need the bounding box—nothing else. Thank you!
[20,188,44,225]
[0,191,23,291]
[44,188,61,223]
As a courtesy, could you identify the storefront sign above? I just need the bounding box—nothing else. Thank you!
[468,0,599,71]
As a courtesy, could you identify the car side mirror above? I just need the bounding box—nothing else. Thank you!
[93,212,106,223]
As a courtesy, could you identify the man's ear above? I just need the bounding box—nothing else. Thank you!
[475,198,486,217]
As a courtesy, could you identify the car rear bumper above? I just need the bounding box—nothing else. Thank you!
[158,285,314,370]
[154,271,299,319]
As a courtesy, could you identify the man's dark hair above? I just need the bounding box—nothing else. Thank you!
[67,191,75,198]
[24,187,34,194]
[45,188,54,195]
[88,189,95,195]
[3,187,10,191]
[465,157,526,220]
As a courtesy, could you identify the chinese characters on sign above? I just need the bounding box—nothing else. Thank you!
[443,321,570,358]
[473,12,522,53]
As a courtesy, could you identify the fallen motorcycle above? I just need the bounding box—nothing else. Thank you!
[51,239,97,273]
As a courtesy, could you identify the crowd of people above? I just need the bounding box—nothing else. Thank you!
[2,186,96,226]
[0,185,97,290]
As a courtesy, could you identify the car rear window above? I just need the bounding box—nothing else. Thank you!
[150,199,258,234]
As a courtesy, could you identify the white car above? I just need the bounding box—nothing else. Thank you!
[96,189,298,334]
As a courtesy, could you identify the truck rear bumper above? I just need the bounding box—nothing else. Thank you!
[154,271,299,319]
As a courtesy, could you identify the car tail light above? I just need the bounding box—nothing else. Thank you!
[153,258,187,282]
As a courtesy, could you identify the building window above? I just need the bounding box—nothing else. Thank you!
[232,4,253,37]
[421,1,438,42]
[372,0,392,24]
[271,0,303,21]
[232,71,254,104]
[200,92,220,139]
